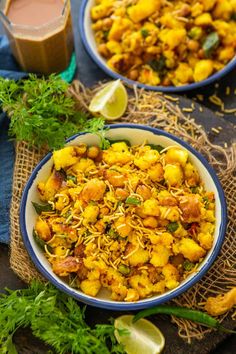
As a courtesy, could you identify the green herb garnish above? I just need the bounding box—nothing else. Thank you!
[146,144,164,153]
[202,32,220,57]
[0,280,125,354]
[33,230,52,252]
[107,228,119,239]
[167,222,179,233]
[231,12,236,21]
[148,56,166,77]
[67,175,77,184]
[183,260,195,271]
[85,117,111,149]
[125,197,141,205]
[141,28,149,38]
[0,75,109,150]
[190,186,199,194]
[32,201,52,214]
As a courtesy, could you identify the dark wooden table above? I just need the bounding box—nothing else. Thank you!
[0,0,236,353]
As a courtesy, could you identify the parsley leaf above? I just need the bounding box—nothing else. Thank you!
[0,75,109,151]
[0,280,125,354]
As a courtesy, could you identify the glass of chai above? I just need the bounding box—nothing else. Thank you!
[0,0,74,75]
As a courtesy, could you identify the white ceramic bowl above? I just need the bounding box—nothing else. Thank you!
[79,0,236,93]
[20,124,227,310]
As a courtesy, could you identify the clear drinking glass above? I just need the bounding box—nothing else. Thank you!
[0,0,74,75]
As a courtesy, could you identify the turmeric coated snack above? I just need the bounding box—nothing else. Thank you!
[34,141,215,301]
[90,0,236,86]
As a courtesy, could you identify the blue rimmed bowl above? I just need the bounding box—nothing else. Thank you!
[79,0,236,93]
[20,124,227,310]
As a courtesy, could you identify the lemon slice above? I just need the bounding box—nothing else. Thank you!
[88,79,128,120]
[114,315,165,354]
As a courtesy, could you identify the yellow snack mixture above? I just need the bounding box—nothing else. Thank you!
[90,0,236,86]
[34,142,215,301]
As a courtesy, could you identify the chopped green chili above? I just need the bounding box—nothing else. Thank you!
[125,197,141,205]
[202,32,220,57]
[118,264,131,276]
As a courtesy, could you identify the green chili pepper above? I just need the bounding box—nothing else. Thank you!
[125,196,141,205]
[148,56,166,78]
[146,144,165,153]
[202,196,210,209]
[167,221,179,233]
[118,264,131,275]
[32,202,52,215]
[202,32,220,57]
[141,28,149,38]
[133,305,236,333]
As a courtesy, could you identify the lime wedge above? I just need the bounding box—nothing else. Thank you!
[89,79,128,120]
[114,315,165,354]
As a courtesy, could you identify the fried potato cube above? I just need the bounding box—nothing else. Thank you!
[35,218,51,241]
[148,163,164,182]
[150,244,170,267]
[184,162,200,186]
[162,263,180,290]
[165,147,189,167]
[127,246,150,266]
[127,0,161,23]
[159,28,186,49]
[178,238,206,262]
[81,179,106,202]
[174,63,193,85]
[103,142,133,165]
[52,256,81,276]
[201,0,217,11]
[108,18,133,41]
[213,0,233,20]
[72,158,96,173]
[115,215,133,238]
[194,13,213,26]
[53,146,78,171]
[124,288,140,302]
[129,274,153,298]
[37,170,64,201]
[111,284,128,301]
[143,198,160,217]
[197,232,214,250]
[164,164,184,187]
[80,279,101,297]
[83,204,99,224]
[91,1,113,21]
[205,288,236,316]
[193,60,214,82]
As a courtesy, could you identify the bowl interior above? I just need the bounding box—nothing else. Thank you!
[21,125,225,309]
[81,0,236,93]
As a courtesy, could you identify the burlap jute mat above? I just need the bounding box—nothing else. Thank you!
[10,81,236,342]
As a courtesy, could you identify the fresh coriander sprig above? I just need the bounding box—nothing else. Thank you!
[0,280,125,354]
[0,75,109,150]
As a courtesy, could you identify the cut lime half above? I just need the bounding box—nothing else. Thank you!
[89,79,128,120]
[114,315,165,354]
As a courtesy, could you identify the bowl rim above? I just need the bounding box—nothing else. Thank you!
[20,123,227,310]
[79,0,236,93]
